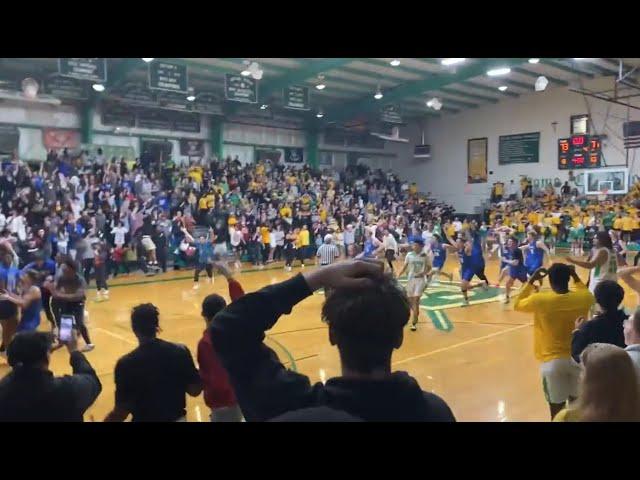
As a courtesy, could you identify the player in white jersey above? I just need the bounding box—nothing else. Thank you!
[397,237,431,331]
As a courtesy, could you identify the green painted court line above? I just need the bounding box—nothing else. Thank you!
[265,335,297,372]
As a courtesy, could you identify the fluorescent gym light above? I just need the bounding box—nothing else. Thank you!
[528,58,540,64]
[441,58,466,66]
[487,67,511,77]
[142,58,154,63]
[498,85,508,91]
[92,83,105,92]
[390,59,401,67]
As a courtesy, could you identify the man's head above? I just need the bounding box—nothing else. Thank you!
[322,274,410,375]
[131,303,160,340]
[547,263,570,293]
[324,234,333,244]
[7,331,52,369]
[594,280,624,313]
[202,294,226,325]
[624,307,640,346]
[411,237,424,253]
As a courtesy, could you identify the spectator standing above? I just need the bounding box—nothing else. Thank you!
[105,303,202,422]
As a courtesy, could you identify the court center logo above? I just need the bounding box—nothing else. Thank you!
[397,279,503,332]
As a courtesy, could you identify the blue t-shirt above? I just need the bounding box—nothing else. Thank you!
[431,243,447,268]
[525,241,544,269]
[0,265,21,294]
[22,259,56,286]
[196,240,214,264]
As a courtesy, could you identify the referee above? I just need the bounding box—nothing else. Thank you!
[316,234,340,267]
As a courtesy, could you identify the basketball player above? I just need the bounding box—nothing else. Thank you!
[426,234,453,284]
[567,231,617,296]
[397,237,431,331]
[502,236,528,304]
[443,237,489,307]
[521,230,550,288]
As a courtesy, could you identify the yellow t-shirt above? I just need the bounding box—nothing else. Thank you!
[260,226,270,244]
[188,167,203,185]
[198,197,208,211]
[206,194,215,209]
[551,216,561,226]
[553,408,581,422]
[319,208,327,222]
[299,229,310,246]
[622,217,635,231]
[632,217,640,230]
[527,212,539,225]
[614,217,624,230]
[280,206,292,218]
[495,183,504,196]
[446,225,456,237]
[513,282,595,362]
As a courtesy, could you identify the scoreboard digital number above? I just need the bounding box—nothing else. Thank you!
[558,135,602,170]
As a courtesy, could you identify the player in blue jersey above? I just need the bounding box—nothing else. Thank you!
[520,230,550,288]
[502,236,528,304]
[0,269,42,333]
[0,249,21,355]
[443,236,489,307]
[426,234,453,284]
[22,252,57,331]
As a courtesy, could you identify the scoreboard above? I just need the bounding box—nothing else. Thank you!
[558,134,602,169]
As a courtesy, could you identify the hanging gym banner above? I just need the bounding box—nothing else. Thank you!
[0,125,19,155]
[43,129,81,150]
[58,58,107,82]
[467,137,488,184]
[179,139,205,157]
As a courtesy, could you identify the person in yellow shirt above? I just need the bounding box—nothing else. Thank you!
[280,204,292,221]
[319,206,327,223]
[298,224,310,263]
[514,264,595,419]
[622,212,635,242]
[260,224,271,264]
[613,213,624,231]
[188,166,203,185]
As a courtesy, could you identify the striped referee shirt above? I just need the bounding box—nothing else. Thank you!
[316,244,340,266]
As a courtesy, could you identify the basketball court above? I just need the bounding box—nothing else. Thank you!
[2,256,628,422]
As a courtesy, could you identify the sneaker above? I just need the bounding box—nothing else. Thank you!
[482,282,489,291]
[410,323,417,331]
[193,283,200,290]
[81,344,95,352]
[503,296,510,304]
[461,299,470,307]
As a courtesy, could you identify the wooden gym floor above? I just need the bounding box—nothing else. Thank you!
[1,255,633,422]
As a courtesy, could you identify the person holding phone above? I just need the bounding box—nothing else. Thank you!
[51,259,94,352]
[0,270,42,333]
[0,329,102,421]
[513,264,595,419]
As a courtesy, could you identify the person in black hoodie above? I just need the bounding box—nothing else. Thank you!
[571,280,628,362]
[210,259,455,422]
[0,330,101,421]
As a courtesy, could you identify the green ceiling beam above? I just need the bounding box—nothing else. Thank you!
[260,58,355,101]
[512,67,569,86]
[413,96,478,108]
[438,87,499,103]
[354,59,437,78]
[540,59,594,78]
[327,58,530,121]
[461,81,520,98]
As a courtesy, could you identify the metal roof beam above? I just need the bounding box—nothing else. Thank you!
[512,67,569,86]
[327,58,529,121]
[540,59,595,78]
[460,80,520,98]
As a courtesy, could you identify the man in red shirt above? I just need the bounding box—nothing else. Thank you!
[198,262,244,422]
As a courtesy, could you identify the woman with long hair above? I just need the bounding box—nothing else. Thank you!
[554,343,640,422]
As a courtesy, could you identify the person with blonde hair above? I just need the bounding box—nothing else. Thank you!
[554,343,640,422]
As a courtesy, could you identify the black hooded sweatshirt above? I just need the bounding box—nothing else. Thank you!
[209,274,455,422]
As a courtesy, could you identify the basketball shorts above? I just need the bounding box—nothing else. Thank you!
[461,268,475,282]
[540,358,580,404]
[509,269,528,283]
[141,236,156,251]
[406,278,427,297]
[526,264,542,276]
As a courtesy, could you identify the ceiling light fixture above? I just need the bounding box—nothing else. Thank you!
[316,74,326,90]
[186,94,196,102]
[573,58,586,61]
[528,58,540,64]
[535,76,549,92]
[260,104,268,110]
[426,97,442,111]
[92,83,105,92]
[441,58,466,66]
[487,67,511,77]
[316,109,324,118]
[142,58,154,63]
[374,86,383,100]
[390,59,401,67]
[498,85,508,92]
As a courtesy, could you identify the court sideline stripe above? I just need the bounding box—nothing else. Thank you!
[87,264,317,289]
[266,335,298,372]
[393,323,531,366]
